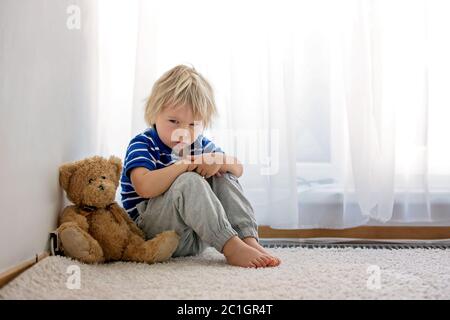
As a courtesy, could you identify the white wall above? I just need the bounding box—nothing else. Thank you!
[0,0,99,273]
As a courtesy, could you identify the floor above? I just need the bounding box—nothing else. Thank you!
[1,241,450,299]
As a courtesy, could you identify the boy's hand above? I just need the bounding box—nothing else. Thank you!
[189,153,225,178]
[174,159,198,172]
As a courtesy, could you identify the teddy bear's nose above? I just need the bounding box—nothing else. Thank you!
[99,184,105,191]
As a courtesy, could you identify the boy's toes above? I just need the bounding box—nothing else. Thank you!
[264,252,280,266]
[252,258,266,268]
[260,255,274,267]
[273,257,281,266]
[259,257,271,267]
[267,258,277,267]
[259,254,275,267]
[255,256,274,268]
[267,256,277,266]
[253,258,264,268]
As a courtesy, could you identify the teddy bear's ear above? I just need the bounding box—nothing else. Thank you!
[59,162,79,191]
[108,156,123,182]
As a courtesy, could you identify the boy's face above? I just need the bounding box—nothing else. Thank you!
[155,104,203,150]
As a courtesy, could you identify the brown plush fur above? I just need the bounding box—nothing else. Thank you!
[57,155,180,264]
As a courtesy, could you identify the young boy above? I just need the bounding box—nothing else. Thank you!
[120,65,281,268]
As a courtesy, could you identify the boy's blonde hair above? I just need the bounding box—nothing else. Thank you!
[145,65,217,128]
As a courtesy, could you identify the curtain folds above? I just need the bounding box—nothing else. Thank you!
[97,0,450,229]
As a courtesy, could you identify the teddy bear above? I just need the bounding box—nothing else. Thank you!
[56,155,180,264]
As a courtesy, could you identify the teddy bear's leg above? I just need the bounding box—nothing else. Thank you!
[58,222,105,264]
[123,231,180,263]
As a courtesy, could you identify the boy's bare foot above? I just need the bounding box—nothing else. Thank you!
[243,237,281,267]
[222,236,274,268]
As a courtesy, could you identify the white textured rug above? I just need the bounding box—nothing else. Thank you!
[1,246,450,300]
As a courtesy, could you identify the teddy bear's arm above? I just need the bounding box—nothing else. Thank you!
[110,203,145,238]
[59,205,89,232]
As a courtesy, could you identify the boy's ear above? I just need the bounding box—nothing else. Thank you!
[59,162,79,191]
[108,156,123,182]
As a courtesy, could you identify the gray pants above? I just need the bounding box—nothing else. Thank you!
[135,172,259,257]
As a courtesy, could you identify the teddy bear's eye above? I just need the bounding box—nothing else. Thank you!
[88,178,94,184]
[101,176,106,179]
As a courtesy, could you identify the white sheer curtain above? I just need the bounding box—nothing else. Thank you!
[97,0,450,229]
[299,0,450,228]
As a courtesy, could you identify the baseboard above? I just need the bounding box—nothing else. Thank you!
[0,252,50,289]
[258,225,450,240]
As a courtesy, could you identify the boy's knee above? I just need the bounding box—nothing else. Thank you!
[172,172,208,190]
[210,172,242,190]
[178,171,205,182]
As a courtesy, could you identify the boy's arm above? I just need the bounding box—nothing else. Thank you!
[130,161,194,198]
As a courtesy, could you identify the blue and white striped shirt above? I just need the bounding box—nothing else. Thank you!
[120,125,224,220]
